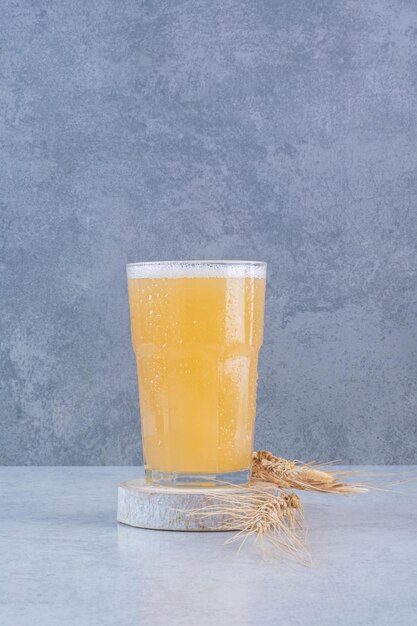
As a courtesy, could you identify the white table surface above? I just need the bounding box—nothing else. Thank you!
[1,466,416,626]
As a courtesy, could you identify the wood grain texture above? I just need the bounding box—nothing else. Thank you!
[117,478,279,531]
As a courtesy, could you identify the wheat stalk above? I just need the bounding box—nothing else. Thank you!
[252,450,368,494]
[181,450,373,563]
[185,482,310,564]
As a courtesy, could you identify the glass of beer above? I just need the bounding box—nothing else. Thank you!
[127,260,266,487]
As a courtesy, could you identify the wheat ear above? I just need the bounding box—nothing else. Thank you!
[185,482,309,563]
[252,450,368,494]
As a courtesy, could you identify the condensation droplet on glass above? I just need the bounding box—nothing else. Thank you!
[148,295,152,301]
[162,343,167,348]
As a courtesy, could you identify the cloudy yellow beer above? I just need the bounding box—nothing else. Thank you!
[127,261,266,486]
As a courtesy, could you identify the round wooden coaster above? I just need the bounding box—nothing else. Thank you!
[117,478,279,531]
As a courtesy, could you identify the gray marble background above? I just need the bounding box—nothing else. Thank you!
[1,0,416,465]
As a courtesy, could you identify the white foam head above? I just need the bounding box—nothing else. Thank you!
[126,260,266,279]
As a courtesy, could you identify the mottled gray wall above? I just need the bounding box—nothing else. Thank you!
[1,0,417,465]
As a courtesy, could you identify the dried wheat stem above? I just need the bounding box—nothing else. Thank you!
[252,450,367,494]
[184,483,309,564]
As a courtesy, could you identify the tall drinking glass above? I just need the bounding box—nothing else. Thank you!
[127,261,266,487]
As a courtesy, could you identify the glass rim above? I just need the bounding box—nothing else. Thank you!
[126,260,267,268]
[126,260,267,279]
